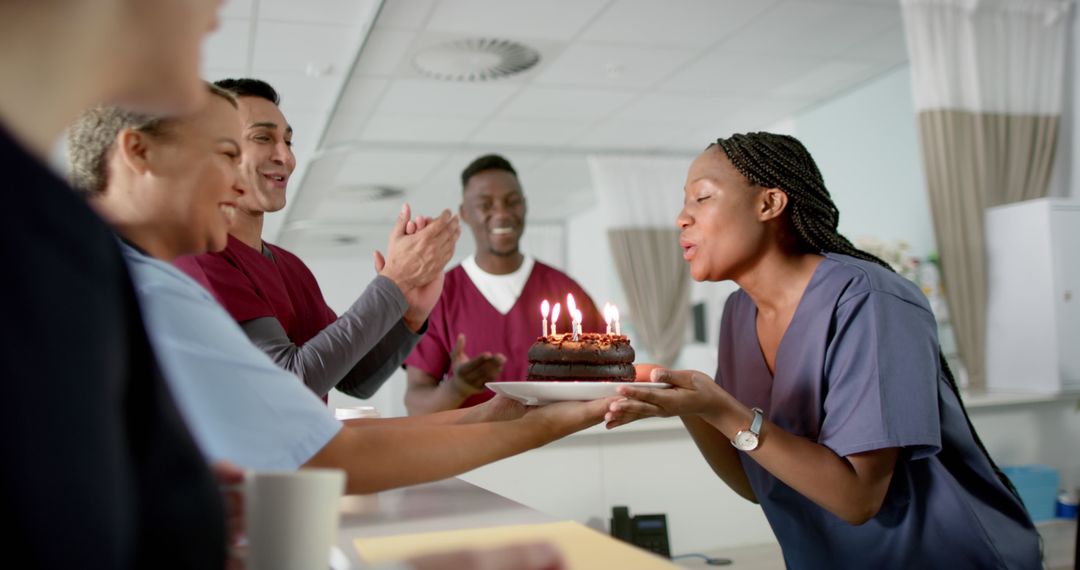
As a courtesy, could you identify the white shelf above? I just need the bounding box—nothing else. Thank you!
[962,390,1080,410]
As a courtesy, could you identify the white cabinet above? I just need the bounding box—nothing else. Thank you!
[985,198,1080,393]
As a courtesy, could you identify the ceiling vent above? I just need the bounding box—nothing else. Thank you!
[412,38,540,82]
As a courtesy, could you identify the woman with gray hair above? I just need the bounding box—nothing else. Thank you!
[68,83,590,570]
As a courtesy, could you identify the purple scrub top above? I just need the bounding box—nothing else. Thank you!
[717,253,1039,569]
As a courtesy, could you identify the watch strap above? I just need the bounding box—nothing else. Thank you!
[749,407,764,436]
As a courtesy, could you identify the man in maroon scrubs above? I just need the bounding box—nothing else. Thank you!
[176,79,457,401]
[404,155,601,413]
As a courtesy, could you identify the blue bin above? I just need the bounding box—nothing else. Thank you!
[1001,465,1060,522]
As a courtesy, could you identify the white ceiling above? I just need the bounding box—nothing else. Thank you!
[201,0,908,257]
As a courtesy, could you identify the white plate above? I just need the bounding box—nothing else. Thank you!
[487,381,670,405]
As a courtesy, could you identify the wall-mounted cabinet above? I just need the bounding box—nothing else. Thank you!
[986,198,1080,393]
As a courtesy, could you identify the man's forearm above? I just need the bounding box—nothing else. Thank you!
[335,320,423,399]
[243,275,406,396]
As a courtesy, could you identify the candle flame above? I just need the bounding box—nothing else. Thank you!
[551,302,561,326]
[603,303,612,325]
[541,299,550,318]
[566,293,577,320]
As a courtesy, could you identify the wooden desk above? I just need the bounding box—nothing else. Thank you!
[336,478,678,569]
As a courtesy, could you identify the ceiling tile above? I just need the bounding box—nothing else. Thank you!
[219,0,253,20]
[534,43,697,89]
[336,77,390,115]
[259,72,341,115]
[202,18,251,73]
[846,24,908,65]
[351,29,417,76]
[322,111,368,146]
[580,0,777,48]
[375,0,439,30]
[360,114,481,143]
[660,51,824,96]
[258,0,380,25]
[469,118,591,146]
[720,2,900,58]
[252,21,357,75]
[614,93,757,124]
[306,195,409,224]
[425,0,610,42]
[202,69,249,83]
[771,61,878,98]
[278,111,324,153]
[569,119,695,150]
[496,86,635,121]
[375,79,521,117]
[333,149,448,187]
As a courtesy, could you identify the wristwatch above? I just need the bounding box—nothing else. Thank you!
[731,407,764,451]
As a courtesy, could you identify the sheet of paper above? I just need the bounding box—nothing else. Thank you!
[353,520,677,569]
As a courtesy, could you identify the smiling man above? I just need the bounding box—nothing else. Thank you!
[176,78,458,401]
[404,154,601,414]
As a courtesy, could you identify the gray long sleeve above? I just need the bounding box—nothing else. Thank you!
[240,274,422,398]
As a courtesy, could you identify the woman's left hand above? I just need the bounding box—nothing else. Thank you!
[605,367,727,429]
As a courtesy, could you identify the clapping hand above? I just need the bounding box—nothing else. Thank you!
[374,204,459,331]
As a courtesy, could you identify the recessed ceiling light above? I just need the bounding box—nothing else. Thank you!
[412,38,541,82]
[334,184,405,201]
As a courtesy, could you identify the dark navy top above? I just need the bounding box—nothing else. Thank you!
[0,126,225,568]
[717,253,1039,569]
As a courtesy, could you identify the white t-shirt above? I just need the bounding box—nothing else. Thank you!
[460,254,535,315]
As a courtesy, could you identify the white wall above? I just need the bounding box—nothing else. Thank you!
[791,65,936,258]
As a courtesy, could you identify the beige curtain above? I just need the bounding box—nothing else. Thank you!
[589,155,692,368]
[607,229,690,368]
[902,0,1069,390]
[918,111,1059,388]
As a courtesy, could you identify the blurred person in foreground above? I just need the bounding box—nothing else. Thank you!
[0,0,230,567]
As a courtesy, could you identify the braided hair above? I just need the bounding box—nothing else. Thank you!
[712,132,1020,502]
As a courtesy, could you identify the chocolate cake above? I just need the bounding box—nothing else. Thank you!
[526,332,635,382]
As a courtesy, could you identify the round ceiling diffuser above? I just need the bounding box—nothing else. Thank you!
[412,38,540,82]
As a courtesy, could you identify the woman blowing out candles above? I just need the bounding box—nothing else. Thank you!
[605,133,1040,569]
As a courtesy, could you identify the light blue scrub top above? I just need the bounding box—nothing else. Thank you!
[121,243,342,470]
[717,253,1039,569]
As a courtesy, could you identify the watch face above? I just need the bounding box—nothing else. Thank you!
[734,431,758,451]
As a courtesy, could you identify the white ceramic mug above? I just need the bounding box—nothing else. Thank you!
[245,468,346,570]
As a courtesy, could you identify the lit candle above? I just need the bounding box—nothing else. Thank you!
[603,303,612,335]
[551,302,561,337]
[541,300,550,337]
[566,294,579,341]
[574,309,583,339]
[612,305,621,336]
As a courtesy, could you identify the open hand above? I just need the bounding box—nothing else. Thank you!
[449,334,505,395]
[604,366,726,429]
[525,396,620,437]
[374,207,456,330]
